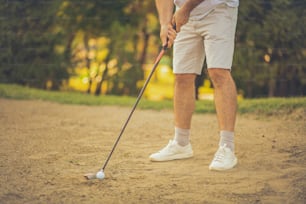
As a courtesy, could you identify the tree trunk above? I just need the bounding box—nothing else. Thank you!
[94,65,108,96]
[246,80,253,98]
[268,63,277,97]
[268,78,276,97]
[83,34,92,94]
[94,44,113,96]
[139,26,150,67]
[64,33,76,63]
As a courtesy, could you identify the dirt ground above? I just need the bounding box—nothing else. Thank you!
[0,98,305,204]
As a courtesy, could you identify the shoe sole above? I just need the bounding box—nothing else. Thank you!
[150,152,193,162]
[209,158,238,171]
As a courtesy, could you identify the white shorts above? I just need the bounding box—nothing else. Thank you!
[173,3,238,74]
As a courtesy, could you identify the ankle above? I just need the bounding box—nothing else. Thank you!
[174,127,190,146]
[219,130,235,152]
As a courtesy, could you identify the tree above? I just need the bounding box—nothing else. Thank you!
[233,0,306,97]
[57,0,160,96]
[0,0,68,89]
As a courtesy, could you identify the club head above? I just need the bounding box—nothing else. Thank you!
[84,170,105,180]
[84,173,97,180]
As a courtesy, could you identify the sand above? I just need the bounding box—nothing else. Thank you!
[0,98,305,204]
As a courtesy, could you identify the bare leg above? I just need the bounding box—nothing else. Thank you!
[174,74,196,129]
[207,68,238,170]
[149,74,196,161]
[208,68,237,132]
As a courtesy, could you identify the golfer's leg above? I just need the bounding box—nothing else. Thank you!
[204,4,238,170]
[149,74,195,161]
[149,20,201,161]
[208,68,237,132]
[174,74,196,129]
[208,68,238,170]
[171,22,202,148]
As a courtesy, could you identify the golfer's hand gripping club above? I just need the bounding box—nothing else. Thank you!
[163,24,176,50]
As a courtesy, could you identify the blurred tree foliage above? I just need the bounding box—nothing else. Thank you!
[0,0,67,89]
[234,0,306,97]
[0,0,305,97]
[56,0,158,95]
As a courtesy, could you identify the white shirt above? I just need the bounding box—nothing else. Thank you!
[174,0,239,20]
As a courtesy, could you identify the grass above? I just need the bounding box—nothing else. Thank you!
[0,83,305,116]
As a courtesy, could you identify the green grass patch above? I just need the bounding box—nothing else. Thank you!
[0,83,173,110]
[238,97,306,115]
[0,83,305,115]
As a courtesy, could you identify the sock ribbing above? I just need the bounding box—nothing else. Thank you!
[219,130,235,152]
[174,127,190,146]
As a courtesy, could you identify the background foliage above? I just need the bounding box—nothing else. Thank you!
[0,0,305,98]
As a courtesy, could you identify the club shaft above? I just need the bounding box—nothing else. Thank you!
[101,48,166,171]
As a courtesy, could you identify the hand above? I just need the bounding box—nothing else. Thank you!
[160,24,177,48]
[172,7,191,32]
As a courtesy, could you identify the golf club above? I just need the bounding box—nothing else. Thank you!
[84,44,168,180]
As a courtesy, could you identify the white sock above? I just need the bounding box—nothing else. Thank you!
[174,127,190,146]
[219,130,235,152]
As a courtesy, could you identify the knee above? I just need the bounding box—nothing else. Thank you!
[208,69,232,88]
[175,74,196,88]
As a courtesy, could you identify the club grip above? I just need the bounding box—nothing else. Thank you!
[172,23,177,31]
[162,24,177,50]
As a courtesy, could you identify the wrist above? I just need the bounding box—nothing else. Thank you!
[160,23,172,31]
[181,0,204,13]
[161,24,168,29]
[180,4,193,14]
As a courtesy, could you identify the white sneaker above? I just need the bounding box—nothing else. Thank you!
[209,144,237,171]
[149,140,193,161]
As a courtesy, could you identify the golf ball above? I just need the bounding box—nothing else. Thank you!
[96,171,105,180]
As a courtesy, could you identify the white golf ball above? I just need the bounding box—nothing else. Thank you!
[96,171,105,180]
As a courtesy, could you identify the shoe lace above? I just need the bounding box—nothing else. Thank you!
[159,140,175,153]
[213,144,227,162]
